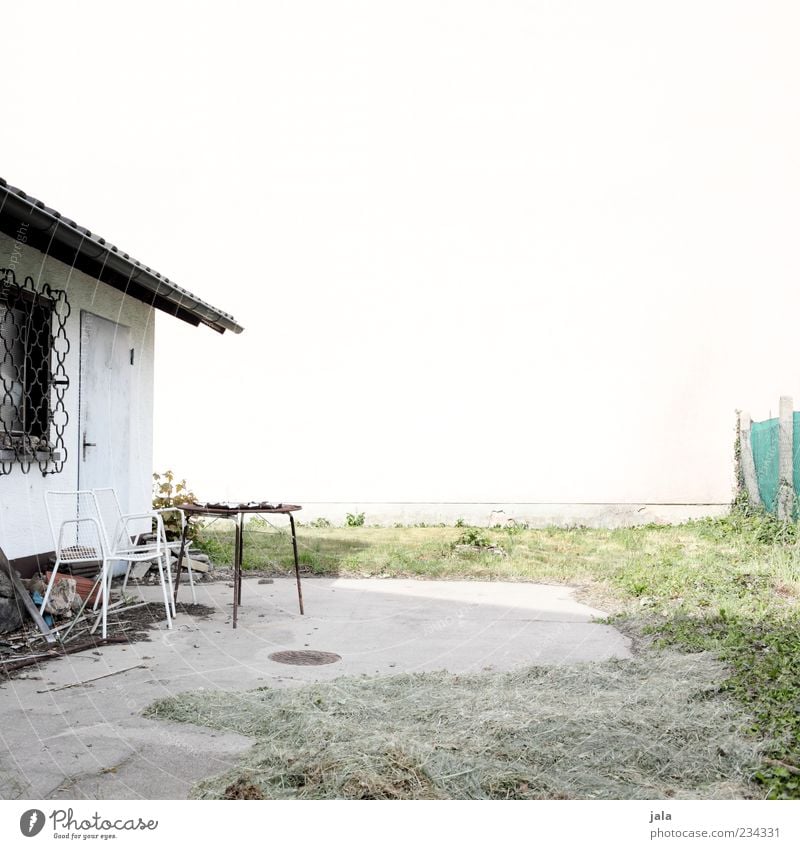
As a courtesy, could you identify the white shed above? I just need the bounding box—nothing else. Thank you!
[0,178,242,576]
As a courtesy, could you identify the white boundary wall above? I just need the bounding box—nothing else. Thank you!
[292,502,729,528]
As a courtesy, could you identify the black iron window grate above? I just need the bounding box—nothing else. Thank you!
[0,268,70,475]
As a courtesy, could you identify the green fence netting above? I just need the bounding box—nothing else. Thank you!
[750,412,800,515]
[751,417,779,512]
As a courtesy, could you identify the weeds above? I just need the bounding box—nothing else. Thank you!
[693,510,800,546]
[345,512,365,527]
[654,613,800,798]
[310,517,332,528]
[454,527,493,549]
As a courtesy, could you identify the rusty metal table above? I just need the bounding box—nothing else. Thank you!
[173,502,304,628]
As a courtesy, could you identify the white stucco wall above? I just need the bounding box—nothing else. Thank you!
[0,232,155,560]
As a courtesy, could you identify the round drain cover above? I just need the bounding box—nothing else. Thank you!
[268,650,341,666]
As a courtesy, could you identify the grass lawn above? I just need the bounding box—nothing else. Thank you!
[180,512,800,799]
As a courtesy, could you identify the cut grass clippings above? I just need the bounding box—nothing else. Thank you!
[147,652,761,800]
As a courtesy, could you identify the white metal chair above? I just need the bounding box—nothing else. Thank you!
[43,490,174,638]
[91,487,177,620]
[151,499,196,605]
[93,487,196,607]
[42,491,110,637]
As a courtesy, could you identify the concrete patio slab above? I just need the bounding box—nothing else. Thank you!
[0,577,631,800]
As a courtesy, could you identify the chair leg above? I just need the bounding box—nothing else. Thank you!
[185,554,197,605]
[101,558,109,640]
[156,552,173,630]
[39,558,60,615]
[165,551,177,618]
[121,560,132,595]
[92,559,113,613]
[165,551,175,625]
[106,559,115,603]
[89,560,100,613]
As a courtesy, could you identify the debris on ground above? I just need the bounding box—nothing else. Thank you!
[1,634,133,677]
[41,572,100,606]
[222,777,265,799]
[147,652,762,801]
[128,548,215,584]
[36,663,147,693]
[0,567,24,634]
[38,576,80,616]
[452,543,507,557]
[0,553,56,643]
[0,601,216,680]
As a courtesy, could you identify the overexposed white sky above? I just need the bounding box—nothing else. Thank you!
[3,2,800,504]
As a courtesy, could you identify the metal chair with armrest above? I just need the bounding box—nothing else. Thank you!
[93,487,197,607]
[43,490,174,638]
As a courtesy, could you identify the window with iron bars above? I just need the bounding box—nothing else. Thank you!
[0,268,70,475]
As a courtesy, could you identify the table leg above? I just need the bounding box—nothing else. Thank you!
[237,512,244,606]
[233,513,241,629]
[173,521,188,605]
[289,513,304,615]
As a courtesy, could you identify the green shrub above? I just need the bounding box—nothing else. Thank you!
[454,527,493,549]
[345,512,365,527]
[694,508,800,546]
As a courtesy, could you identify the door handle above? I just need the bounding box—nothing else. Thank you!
[82,433,97,461]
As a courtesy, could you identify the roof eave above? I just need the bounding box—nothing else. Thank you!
[0,179,244,335]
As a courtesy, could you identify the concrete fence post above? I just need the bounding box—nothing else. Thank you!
[777,396,794,520]
[739,411,762,507]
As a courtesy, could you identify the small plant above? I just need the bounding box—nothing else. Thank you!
[310,517,332,529]
[153,470,197,540]
[194,535,228,563]
[625,579,649,597]
[455,518,466,527]
[455,527,493,549]
[345,512,365,527]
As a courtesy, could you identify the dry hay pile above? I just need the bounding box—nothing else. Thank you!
[146,652,762,800]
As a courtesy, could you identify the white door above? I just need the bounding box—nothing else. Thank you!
[78,312,131,512]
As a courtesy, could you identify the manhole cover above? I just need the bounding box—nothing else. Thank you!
[268,650,341,666]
